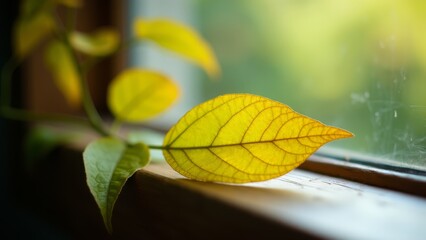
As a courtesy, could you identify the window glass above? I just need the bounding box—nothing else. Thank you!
[128,0,200,128]
[130,0,426,170]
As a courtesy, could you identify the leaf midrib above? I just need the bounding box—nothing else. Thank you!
[164,133,351,150]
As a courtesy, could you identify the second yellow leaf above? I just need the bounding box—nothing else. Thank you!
[108,69,179,122]
[134,18,220,78]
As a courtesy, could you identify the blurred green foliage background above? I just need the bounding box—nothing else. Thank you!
[196,0,426,168]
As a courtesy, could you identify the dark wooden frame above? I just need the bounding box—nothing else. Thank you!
[10,1,426,238]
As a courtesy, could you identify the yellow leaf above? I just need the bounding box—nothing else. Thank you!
[14,13,55,58]
[163,94,353,183]
[133,18,220,78]
[108,69,179,122]
[44,40,81,108]
[70,28,120,56]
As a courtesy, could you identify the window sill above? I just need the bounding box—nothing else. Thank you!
[23,127,426,239]
[117,161,426,240]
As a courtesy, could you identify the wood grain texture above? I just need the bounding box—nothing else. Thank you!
[121,162,426,240]
[113,165,321,239]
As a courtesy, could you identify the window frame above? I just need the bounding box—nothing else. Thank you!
[301,154,426,198]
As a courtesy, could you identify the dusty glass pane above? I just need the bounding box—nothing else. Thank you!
[194,0,426,169]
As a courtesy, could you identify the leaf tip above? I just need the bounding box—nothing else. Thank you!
[206,60,221,80]
[105,221,113,235]
[333,127,354,139]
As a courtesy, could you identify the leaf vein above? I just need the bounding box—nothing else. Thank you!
[175,149,236,181]
[260,109,290,141]
[271,141,311,156]
[242,105,282,143]
[167,95,244,146]
[210,99,267,146]
[273,115,303,140]
[241,144,297,167]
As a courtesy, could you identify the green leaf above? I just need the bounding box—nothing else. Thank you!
[44,40,81,107]
[83,137,150,233]
[107,69,179,122]
[163,94,353,183]
[70,28,120,56]
[133,18,220,78]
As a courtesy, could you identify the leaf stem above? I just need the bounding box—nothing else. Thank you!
[147,145,165,150]
[110,119,123,134]
[54,12,111,137]
[82,37,139,132]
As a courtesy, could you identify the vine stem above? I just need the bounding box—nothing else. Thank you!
[54,12,111,137]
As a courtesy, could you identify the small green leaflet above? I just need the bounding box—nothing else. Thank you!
[83,137,150,233]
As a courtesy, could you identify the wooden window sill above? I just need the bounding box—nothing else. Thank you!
[23,128,426,239]
[115,161,426,240]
